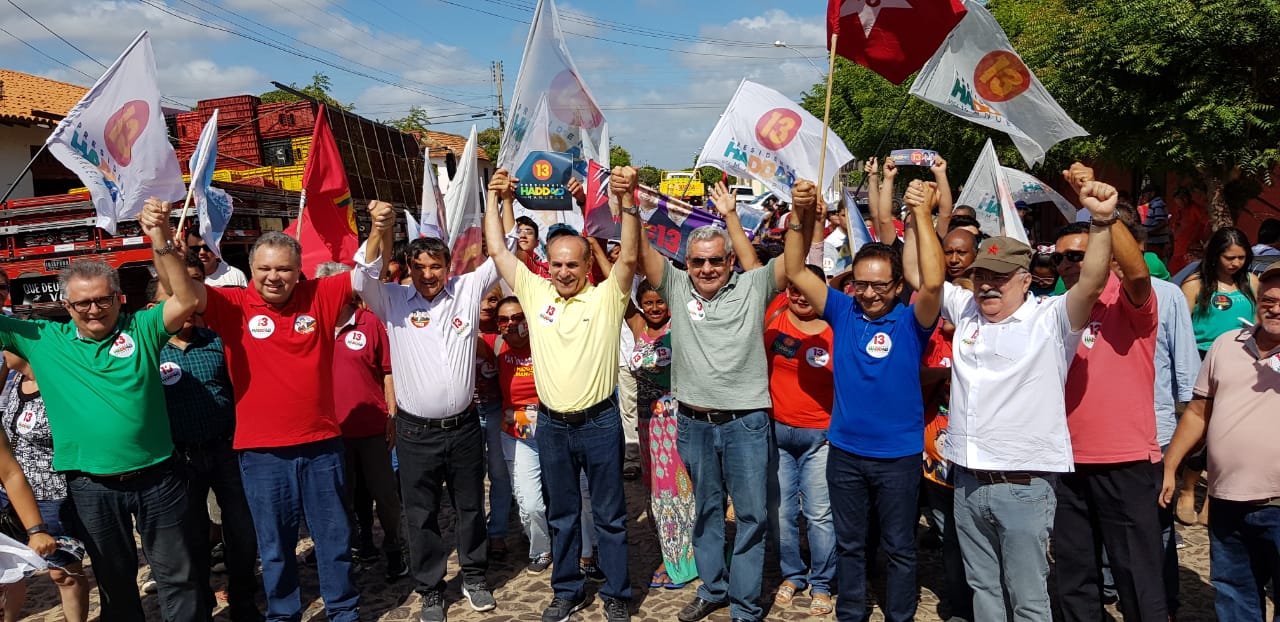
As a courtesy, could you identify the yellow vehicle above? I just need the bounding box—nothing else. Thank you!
[658,171,705,205]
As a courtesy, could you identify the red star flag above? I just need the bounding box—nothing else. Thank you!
[909,2,1087,166]
[45,31,185,233]
[955,139,1028,243]
[827,0,967,85]
[284,105,359,277]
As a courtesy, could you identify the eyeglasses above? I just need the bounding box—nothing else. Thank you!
[687,256,728,268]
[850,280,897,294]
[516,228,537,237]
[66,295,117,313]
[1051,250,1086,265]
[1259,298,1280,311]
[496,313,526,325]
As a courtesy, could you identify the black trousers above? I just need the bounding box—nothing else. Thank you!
[396,413,488,595]
[1054,460,1168,622]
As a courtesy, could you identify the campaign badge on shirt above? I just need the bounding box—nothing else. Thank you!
[866,332,893,358]
[344,330,367,351]
[159,361,183,385]
[772,334,800,359]
[960,327,979,347]
[109,333,136,358]
[1212,293,1232,310]
[294,315,318,335]
[539,304,559,325]
[805,346,831,368]
[1082,321,1103,349]
[410,309,430,328]
[451,317,471,336]
[15,410,37,435]
[655,346,672,366]
[687,299,706,321]
[1268,354,1280,374]
[249,315,275,339]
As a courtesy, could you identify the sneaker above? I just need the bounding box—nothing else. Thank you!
[462,582,497,612]
[210,542,227,573]
[528,553,553,575]
[542,594,589,622]
[418,590,445,622]
[603,597,631,622]
[580,558,605,583]
[353,544,380,564]
[386,551,410,581]
[141,579,158,594]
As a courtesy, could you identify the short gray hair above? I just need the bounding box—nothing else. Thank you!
[251,231,303,266]
[314,262,352,278]
[58,260,121,300]
[685,225,731,256]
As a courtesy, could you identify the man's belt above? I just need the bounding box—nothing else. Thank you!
[677,404,755,425]
[965,467,1042,486]
[75,456,174,483]
[398,407,477,430]
[540,397,614,425]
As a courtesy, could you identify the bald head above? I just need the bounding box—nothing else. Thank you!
[943,229,978,280]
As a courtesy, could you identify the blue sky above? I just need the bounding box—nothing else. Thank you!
[0,0,836,168]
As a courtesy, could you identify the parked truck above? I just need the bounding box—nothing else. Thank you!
[658,171,705,205]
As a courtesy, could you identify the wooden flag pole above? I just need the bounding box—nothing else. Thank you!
[174,184,196,238]
[815,32,839,196]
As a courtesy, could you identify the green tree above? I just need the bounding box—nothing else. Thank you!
[386,106,431,133]
[637,165,662,187]
[610,144,632,168]
[699,166,724,186]
[478,127,502,163]
[260,72,354,111]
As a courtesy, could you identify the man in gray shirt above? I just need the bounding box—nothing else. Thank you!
[640,180,816,622]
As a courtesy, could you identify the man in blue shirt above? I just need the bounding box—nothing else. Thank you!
[783,179,945,622]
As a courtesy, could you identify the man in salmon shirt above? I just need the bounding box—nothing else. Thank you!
[160,220,376,622]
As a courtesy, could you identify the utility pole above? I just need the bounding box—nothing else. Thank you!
[492,60,506,135]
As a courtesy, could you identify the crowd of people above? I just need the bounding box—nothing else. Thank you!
[0,156,1277,622]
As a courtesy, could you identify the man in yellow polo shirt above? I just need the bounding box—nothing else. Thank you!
[484,166,641,622]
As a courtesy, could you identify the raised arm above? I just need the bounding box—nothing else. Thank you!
[589,237,614,278]
[870,159,900,245]
[141,198,200,333]
[484,169,521,284]
[610,166,641,293]
[363,200,395,265]
[931,155,953,239]
[1112,208,1152,306]
[783,180,828,315]
[708,181,762,271]
[905,180,944,327]
[1066,180,1119,330]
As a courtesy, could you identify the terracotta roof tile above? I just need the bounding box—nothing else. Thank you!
[410,129,490,161]
[0,68,88,126]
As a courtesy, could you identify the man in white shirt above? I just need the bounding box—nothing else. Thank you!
[942,174,1118,621]
[186,231,247,287]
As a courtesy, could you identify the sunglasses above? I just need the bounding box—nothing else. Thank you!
[497,313,526,325]
[687,256,728,268]
[1051,250,1086,265]
[65,295,117,313]
[190,243,211,251]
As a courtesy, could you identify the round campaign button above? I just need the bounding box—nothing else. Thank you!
[344,330,367,351]
[159,361,183,385]
[806,346,830,368]
[249,315,275,339]
[294,315,318,335]
[866,332,893,359]
[109,333,136,358]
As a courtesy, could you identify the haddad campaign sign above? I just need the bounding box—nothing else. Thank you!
[514,151,574,210]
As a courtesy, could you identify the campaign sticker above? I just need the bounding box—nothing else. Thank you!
[451,317,471,336]
[159,361,183,385]
[294,315,318,335]
[772,334,800,358]
[409,309,430,328]
[109,333,136,358]
[1212,294,1232,311]
[687,299,705,321]
[866,332,892,358]
[344,330,367,351]
[539,304,559,325]
[960,327,979,347]
[889,149,939,167]
[1268,354,1280,374]
[806,346,831,367]
[14,411,37,435]
[249,315,275,339]
[1082,321,1103,349]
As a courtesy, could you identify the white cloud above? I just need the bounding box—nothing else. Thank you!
[0,0,228,58]
[157,59,265,100]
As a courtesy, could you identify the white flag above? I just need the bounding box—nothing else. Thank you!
[695,80,854,202]
[956,139,1028,243]
[909,3,1087,167]
[1001,166,1077,224]
[187,109,233,257]
[45,31,185,234]
[419,158,445,238]
[499,0,605,178]
[404,209,423,240]
[443,126,486,274]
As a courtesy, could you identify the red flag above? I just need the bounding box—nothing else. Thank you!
[284,104,359,277]
[582,160,617,239]
[827,0,967,84]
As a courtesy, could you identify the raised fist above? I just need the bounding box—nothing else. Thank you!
[903,179,938,212]
[1062,162,1095,195]
[791,179,818,220]
[140,197,172,232]
[863,157,879,176]
[610,166,637,197]
[368,200,395,232]
[1079,180,1118,220]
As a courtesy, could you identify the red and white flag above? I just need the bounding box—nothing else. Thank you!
[827,0,967,85]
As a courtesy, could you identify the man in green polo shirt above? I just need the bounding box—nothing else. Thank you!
[0,197,202,622]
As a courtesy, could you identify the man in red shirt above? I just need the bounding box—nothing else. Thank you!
[315,262,405,582]
[1055,166,1165,621]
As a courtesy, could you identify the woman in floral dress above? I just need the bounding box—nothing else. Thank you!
[627,282,696,588]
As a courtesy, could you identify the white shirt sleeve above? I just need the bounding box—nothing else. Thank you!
[351,246,392,319]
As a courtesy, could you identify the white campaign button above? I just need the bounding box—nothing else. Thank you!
[805,346,830,367]
[865,332,893,359]
[159,361,183,385]
[344,330,367,351]
[249,315,275,339]
[109,333,136,358]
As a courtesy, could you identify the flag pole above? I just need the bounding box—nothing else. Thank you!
[0,143,48,206]
[815,33,838,201]
[175,185,196,237]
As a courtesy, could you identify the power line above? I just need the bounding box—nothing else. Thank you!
[0,26,98,82]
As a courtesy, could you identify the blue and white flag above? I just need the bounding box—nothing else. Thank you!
[45,31,185,234]
[955,139,1028,243]
[188,109,233,257]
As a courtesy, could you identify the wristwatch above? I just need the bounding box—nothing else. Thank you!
[1090,215,1118,228]
[153,241,176,256]
[26,523,49,536]
[621,205,640,216]
[788,221,805,232]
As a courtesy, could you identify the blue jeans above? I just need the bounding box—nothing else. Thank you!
[479,400,512,539]
[677,410,771,621]
[536,402,631,602]
[67,461,200,622]
[953,468,1056,622]
[827,447,920,622]
[772,422,836,595]
[239,438,359,622]
[1208,498,1280,622]
[923,479,973,621]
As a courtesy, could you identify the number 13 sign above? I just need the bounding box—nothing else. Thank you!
[515,150,574,211]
